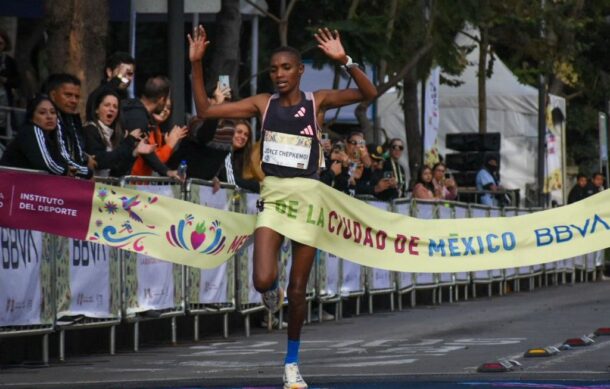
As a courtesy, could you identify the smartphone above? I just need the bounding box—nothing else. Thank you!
[383,171,394,180]
[219,75,230,88]
[321,133,330,140]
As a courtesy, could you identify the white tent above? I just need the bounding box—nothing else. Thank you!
[378,28,566,204]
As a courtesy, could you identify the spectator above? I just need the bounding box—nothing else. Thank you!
[44,73,94,178]
[567,173,592,204]
[475,155,502,206]
[130,96,187,176]
[86,51,136,121]
[0,94,84,177]
[377,138,407,200]
[432,162,458,200]
[214,119,260,193]
[344,131,374,196]
[366,144,395,198]
[120,75,179,179]
[166,83,234,179]
[320,141,350,193]
[83,89,155,177]
[412,166,435,200]
[0,29,19,140]
[589,172,606,194]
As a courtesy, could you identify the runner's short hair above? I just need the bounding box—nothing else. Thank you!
[270,46,302,64]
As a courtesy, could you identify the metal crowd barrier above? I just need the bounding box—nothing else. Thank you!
[411,200,440,305]
[0,105,26,144]
[357,197,396,314]
[453,203,471,301]
[391,199,415,310]
[120,176,186,351]
[0,168,56,364]
[1,165,607,363]
[185,179,238,340]
[436,202,456,304]
[55,176,123,361]
[234,192,265,337]
[315,250,341,322]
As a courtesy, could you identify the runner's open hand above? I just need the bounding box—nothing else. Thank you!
[188,25,210,62]
[314,28,347,63]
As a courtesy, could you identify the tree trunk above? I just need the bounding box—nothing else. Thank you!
[403,70,421,182]
[208,0,242,99]
[44,0,108,116]
[478,25,488,134]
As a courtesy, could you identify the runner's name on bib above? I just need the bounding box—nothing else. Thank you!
[262,131,312,170]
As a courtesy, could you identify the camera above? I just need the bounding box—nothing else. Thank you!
[383,171,394,180]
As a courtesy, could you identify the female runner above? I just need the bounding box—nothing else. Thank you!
[188,25,376,389]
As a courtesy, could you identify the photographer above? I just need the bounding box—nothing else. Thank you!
[320,141,350,193]
[376,138,407,201]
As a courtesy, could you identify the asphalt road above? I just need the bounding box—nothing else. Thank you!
[2,279,610,388]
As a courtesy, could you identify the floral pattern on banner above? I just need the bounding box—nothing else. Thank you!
[89,187,160,253]
[186,184,235,306]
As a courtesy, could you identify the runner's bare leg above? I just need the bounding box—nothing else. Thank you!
[253,226,283,292]
[287,241,316,339]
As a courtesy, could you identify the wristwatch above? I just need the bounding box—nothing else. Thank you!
[342,55,359,71]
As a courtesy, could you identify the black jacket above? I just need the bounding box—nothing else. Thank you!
[55,111,93,178]
[1,122,70,175]
[82,122,138,177]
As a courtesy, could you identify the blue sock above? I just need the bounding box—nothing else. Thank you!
[284,339,300,364]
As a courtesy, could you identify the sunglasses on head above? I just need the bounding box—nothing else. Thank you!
[391,144,404,150]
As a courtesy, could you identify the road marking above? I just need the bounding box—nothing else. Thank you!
[327,359,417,368]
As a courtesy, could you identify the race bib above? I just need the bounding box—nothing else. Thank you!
[262,131,312,170]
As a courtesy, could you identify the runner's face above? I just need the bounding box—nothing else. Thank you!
[96,95,119,127]
[269,52,303,94]
[233,123,250,150]
[32,100,58,131]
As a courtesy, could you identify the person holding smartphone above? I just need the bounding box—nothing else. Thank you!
[376,138,407,200]
[432,162,458,200]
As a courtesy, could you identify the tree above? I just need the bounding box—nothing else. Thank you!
[205,0,242,98]
[44,0,108,115]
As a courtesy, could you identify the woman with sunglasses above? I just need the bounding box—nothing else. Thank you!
[189,25,376,389]
[376,138,407,200]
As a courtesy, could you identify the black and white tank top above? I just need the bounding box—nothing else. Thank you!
[260,91,321,178]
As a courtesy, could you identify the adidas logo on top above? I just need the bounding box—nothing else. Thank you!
[300,125,314,136]
[294,106,306,117]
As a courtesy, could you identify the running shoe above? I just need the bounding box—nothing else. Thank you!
[262,286,284,313]
[283,362,308,389]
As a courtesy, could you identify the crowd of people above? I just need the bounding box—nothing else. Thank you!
[0,46,425,203]
[567,172,606,204]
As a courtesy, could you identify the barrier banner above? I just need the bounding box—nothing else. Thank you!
[62,240,114,318]
[0,170,255,269]
[1,170,610,273]
[0,228,46,325]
